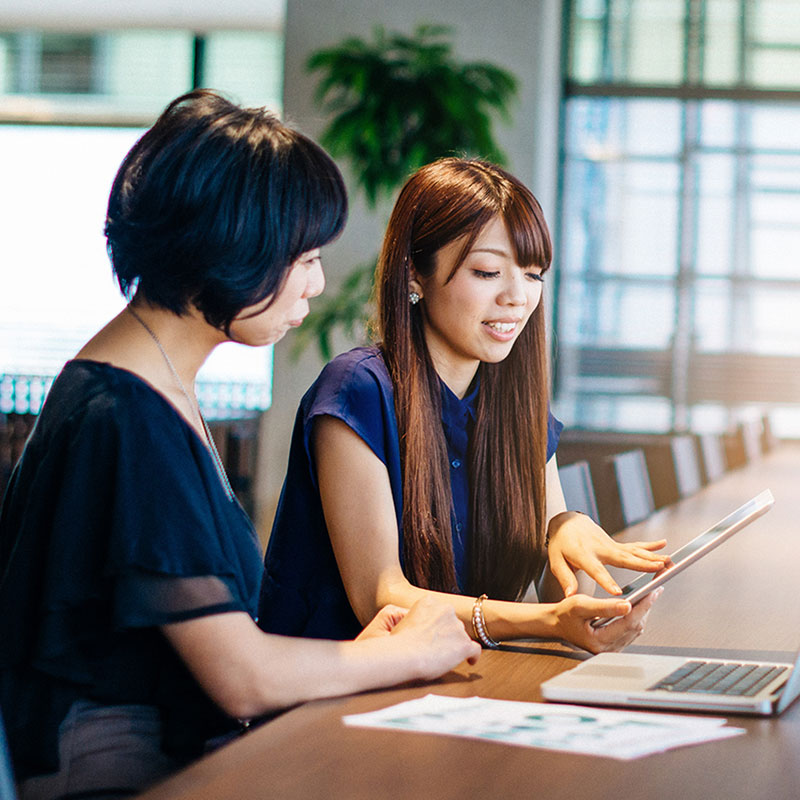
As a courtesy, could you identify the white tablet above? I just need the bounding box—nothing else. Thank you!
[590,488,774,628]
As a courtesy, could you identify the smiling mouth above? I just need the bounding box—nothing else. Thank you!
[483,321,517,333]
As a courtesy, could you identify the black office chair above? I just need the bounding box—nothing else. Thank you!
[558,459,600,524]
[0,708,17,800]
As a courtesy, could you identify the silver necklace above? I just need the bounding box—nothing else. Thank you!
[127,305,236,502]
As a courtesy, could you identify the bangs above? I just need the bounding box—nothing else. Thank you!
[285,140,348,261]
[237,127,348,317]
[441,206,496,281]
[503,191,552,271]
[430,162,552,282]
[441,197,552,283]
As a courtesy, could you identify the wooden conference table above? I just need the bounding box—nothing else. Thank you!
[139,445,800,800]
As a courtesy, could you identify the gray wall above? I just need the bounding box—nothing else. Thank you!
[254,0,565,539]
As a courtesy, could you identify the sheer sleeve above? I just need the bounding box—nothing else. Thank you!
[103,380,262,627]
[115,572,249,627]
[26,373,261,656]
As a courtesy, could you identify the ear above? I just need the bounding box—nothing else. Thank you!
[408,274,423,300]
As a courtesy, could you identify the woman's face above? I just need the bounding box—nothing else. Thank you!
[412,216,544,395]
[228,249,325,346]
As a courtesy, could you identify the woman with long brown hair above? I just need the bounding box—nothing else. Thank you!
[260,157,667,651]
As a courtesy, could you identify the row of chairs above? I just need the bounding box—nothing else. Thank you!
[0,413,36,500]
[557,418,774,536]
[0,412,261,515]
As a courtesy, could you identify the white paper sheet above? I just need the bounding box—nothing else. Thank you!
[343,694,745,760]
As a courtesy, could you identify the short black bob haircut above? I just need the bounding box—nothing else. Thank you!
[105,89,348,332]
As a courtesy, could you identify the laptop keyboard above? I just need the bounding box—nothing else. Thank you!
[648,660,790,696]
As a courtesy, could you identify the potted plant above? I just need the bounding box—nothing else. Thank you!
[292,24,518,361]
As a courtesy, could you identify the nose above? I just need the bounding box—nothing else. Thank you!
[498,272,528,306]
[304,260,326,300]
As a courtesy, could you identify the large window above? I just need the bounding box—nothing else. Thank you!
[0,30,283,121]
[555,0,800,436]
[0,29,283,418]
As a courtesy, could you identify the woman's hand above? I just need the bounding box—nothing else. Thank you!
[551,588,663,654]
[355,604,408,640]
[381,596,481,678]
[547,511,669,597]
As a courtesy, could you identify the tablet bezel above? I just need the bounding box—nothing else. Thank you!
[590,488,775,628]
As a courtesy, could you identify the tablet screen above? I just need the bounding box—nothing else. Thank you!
[590,488,774,627]
[619,488,774,601]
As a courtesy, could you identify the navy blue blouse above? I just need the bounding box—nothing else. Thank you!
[0,360,263,779]
[259,346,562,641]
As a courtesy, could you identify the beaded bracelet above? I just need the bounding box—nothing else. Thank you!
[471,593,500,649]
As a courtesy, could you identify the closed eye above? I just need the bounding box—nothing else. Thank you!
[527,272,544,282]
[473,269,500,279]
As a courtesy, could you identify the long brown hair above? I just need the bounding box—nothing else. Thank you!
[374,158,552,600]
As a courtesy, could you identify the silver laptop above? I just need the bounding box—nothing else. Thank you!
[541,648,800,716]
[541,491,800,716]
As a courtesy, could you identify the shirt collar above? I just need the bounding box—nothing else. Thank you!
[439,371,480,428]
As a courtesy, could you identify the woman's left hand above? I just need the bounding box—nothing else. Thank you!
[547,511,669,597]
[355,604,409,640]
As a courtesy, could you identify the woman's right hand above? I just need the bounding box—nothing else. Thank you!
[386,595,482,679]
[551,589,662,654]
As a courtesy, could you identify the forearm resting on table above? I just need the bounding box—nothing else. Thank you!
[162,611,441,721]
[365,569,569,644]
[316,419,567,645]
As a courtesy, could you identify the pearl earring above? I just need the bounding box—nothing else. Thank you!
[409,291,421,305]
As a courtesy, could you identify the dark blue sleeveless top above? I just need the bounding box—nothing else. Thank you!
[259,346,562,640]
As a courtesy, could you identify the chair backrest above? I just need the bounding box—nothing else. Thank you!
[740,419,764,462]
[557,460,600,524]
[722,420,763,470]
[558,430,684,509]
[761,413,778,452]
[0,708,17,800]
[669,435,703,497]
[611,449,655,528]
[698,432,727,483]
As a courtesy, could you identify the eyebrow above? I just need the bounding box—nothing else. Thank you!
[468,247,542,269]
[468,247,513,258]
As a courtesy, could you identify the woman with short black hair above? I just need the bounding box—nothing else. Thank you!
[0,92,479,800]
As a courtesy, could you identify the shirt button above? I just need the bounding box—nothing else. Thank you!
[456,522,463,533]
[451,458,461,469]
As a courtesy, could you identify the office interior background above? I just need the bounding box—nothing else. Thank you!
[1,0,798,537]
